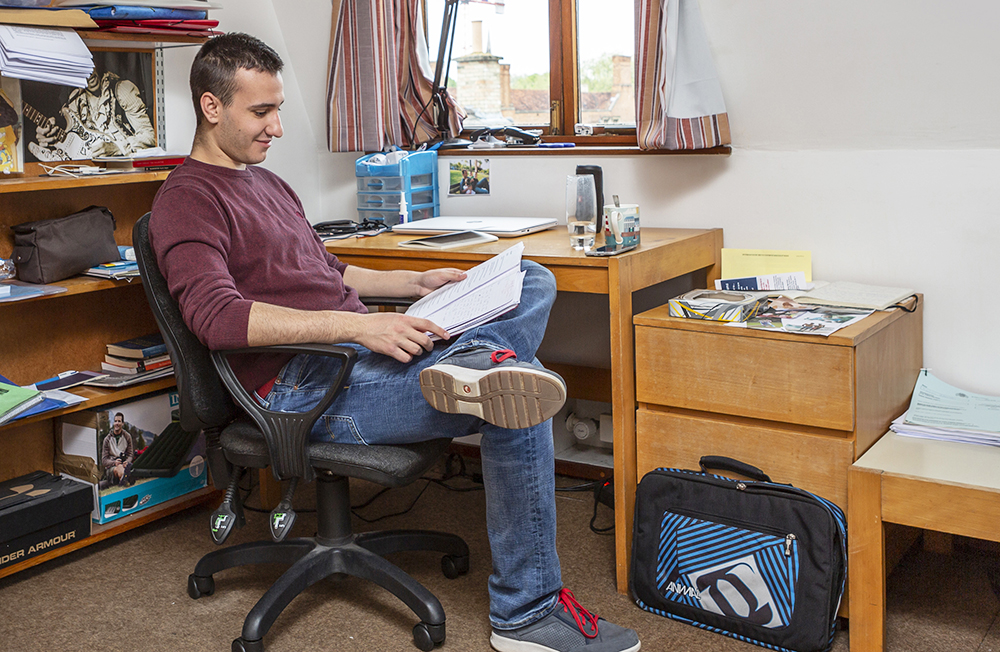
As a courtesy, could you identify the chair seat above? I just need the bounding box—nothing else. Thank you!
[221,419,453,487]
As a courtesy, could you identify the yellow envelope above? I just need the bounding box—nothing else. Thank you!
[721,249,812,282]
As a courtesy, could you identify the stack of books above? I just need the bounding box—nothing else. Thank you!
[94,334,174,386]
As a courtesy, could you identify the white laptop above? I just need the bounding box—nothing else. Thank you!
[393,216,558,237]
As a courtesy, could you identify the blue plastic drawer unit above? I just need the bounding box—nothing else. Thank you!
[358,204,437,226]
[355,150,439,223]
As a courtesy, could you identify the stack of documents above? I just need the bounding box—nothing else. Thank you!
[0,25,93,87]
[405,242,525,338]
[890,369,1000,447]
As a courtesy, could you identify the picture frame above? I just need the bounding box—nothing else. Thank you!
[0,75,23,176]
[448,159,490,196]
[20,48,158,163]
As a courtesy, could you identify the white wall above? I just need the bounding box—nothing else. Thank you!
[179,0,999,395]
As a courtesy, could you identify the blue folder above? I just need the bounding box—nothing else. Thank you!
[73,5,209,20]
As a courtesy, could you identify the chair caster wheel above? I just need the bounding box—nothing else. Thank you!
[188,574,215,599]
[441,554,469,579]
[413,622,445,650]
[233,637,263,652]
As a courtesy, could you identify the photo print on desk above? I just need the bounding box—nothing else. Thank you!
[448,158,490,196]
[21,49,157,163]
[0,75,23,174]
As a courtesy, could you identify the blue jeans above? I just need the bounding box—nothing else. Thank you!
[264,260,562,630]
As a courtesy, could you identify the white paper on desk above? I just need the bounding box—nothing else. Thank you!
[891,413,1000,447]
[406,242,523,319]
[903,370,1000,434]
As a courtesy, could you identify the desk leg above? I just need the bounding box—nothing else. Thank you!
[849,465,886,652]
[609,256,638,593]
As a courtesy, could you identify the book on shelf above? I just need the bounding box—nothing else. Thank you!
[106,333,167,360]
[0,381,44,426]
[92,154,187,170]
[82,366,174,389]
[102,356,172,375]
[105,352,170,369]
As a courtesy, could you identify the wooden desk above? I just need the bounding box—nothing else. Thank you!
[326,227,723,591]
[848,432,1000,651]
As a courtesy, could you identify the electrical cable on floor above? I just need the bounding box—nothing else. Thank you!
[227,453,614,534]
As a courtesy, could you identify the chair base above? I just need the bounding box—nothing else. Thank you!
[188,474,469,651]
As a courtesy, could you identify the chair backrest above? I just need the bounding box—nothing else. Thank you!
[133,213,237,433]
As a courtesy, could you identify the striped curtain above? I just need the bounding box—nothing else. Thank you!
[635,0,730,150]
[327,0,463,152]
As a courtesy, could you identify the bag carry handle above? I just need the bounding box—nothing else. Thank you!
[699,456,772,483]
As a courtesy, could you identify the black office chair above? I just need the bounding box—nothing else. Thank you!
[133,214,469,652]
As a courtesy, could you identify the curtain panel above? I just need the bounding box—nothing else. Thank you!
[635,0,730,150]
[327,0,462,152]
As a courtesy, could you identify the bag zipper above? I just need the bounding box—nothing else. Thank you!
[665,506,798,557]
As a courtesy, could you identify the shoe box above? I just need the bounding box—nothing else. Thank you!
[0,471,93,571]
[57,391,207,524]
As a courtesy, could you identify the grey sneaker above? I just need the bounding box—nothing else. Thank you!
[420,347,567,429]
[490,589,640,652]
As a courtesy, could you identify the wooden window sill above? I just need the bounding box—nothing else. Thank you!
[435,145,731,157]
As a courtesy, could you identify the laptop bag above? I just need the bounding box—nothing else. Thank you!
[630,455,847,652]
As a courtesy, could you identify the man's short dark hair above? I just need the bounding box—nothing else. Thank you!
[190,33,284,126]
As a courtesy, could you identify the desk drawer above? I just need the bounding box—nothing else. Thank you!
[636,407,852,510]
[635,325,855,431]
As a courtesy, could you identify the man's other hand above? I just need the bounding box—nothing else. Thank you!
[412,268,467,297]
[355,312,450,362]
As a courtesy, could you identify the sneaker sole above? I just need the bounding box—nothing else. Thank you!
[420,364,566,429]
[490,631,640,652]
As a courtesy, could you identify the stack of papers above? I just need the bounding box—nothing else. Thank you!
[0,380,44,426]
[405,242,525,338]
[0,280,68,303]
[890,370,1000,447]
[0,25,93,87]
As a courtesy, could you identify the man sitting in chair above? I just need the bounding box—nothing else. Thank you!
[149,33,639,652]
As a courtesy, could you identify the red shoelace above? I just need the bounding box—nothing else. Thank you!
[490,349,517,363]
[558,588,600,639]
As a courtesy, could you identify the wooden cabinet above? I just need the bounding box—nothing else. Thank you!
[0,170,219,580]
[633,298,923,514]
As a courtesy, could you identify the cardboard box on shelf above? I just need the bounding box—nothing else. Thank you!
[0,471,93,571]
[58,391,207,524]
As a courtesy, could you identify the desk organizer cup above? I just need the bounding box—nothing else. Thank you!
[603,204,640,247]
[355,150,440,226]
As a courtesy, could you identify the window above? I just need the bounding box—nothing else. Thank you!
[425,0,636,142]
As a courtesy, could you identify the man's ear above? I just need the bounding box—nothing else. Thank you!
[199,92,223,125]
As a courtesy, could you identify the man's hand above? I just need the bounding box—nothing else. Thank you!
[410,268,467,297]
[352,312,450,362]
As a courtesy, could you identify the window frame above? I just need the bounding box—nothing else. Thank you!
[423,0,638,146]
[544,0,638,144]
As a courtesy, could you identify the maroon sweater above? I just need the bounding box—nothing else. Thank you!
[149,158,366,391]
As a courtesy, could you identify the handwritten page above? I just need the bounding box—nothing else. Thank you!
[406,242,524,337]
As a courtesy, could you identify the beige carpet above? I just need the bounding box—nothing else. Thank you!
[1,469,997,652]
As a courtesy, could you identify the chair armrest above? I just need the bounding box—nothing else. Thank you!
[211,343,357,482]
[362,296,415,309]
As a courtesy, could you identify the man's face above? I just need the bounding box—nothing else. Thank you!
[212,68,284,168]
[112,415,123,434]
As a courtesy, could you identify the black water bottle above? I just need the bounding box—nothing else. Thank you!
[575,165,604,233]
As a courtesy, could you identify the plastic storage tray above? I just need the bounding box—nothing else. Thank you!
[358,203,437,226]
[356,151,439,221]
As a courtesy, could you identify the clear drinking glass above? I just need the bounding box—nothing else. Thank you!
[566,174,597,251]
